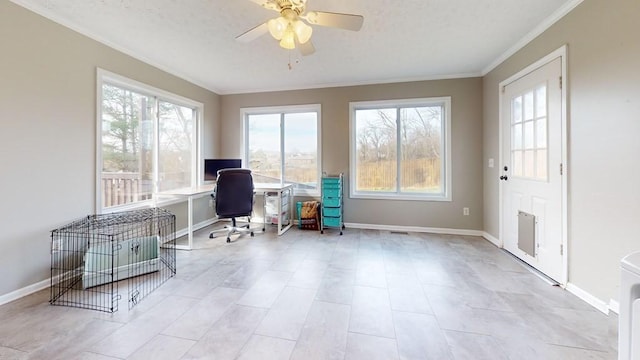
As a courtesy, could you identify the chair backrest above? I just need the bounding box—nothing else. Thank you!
[214,168,254,218]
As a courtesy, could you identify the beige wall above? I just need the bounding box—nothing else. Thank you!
[220,78,483,230]
[483,0,640,303]
[0,2,220,297]
[6,0,634,310]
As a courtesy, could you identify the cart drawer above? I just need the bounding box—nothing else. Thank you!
[322,188,341,198]
[322,178,342,188]
[323,216,341,228]
[323,207,341,217]
[322,197,341,207]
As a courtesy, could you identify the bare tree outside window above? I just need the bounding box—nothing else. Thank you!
[352,99,448,198]
[100,81,198,209]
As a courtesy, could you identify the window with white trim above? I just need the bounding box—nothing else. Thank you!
[349,97,451,201]
[97,70,201,211]
[242,105,321,196]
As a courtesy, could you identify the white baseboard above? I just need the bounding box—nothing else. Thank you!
[175,218,218,238]
[344,222,484,237]
[0,278,50,307]
[482,232,502,247]
[2,220,615,318]
[566,282,610,314]
[2,218,219,306]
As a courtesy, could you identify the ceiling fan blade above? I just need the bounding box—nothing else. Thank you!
[248,0,280,11]
[303,11,364,31]
[298,40,316,56]
[236,22,269,42]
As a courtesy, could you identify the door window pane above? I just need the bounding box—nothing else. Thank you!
[536,118,547,148]
[536,149,548,180]
[536,85,547,117]
[524,150,535,178]
[524,91,534,120]
[512,96,522,123]
[513,150,523,177]
[511,85,550,181]
[524,121,534,149]
[513,123,523,150]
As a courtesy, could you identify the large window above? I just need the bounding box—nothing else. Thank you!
[98,69,201,211]
[349,97,451,201]
[242,105,321,195]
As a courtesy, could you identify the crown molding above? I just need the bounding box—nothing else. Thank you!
[481,0,584,75]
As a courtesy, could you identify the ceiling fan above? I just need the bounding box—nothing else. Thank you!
[236,0,364,56]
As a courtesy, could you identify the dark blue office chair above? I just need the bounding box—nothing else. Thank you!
[208,168,256,243]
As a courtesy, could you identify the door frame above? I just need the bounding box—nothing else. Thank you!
[498,45,568,286]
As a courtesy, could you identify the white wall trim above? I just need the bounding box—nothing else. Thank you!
[344,222,483,237]
[482,232,502,248]
[566,282,610,315]
[0,278,50,307]
[10,0,220,94]
[1,217,219,305]
[609,299,620,315]
[482,0,584,75]
[175,218,218,239]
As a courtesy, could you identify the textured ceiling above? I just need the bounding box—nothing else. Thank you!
[12,0,579,94]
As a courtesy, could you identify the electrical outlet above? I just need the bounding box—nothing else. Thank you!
[209,199,214,208]
[488,158,494,168]
[463,207,470,216]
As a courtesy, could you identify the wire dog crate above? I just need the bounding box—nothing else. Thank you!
[50,208,176,312]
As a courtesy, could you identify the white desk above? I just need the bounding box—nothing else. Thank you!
[156,184,216,250]
[156,182,294,250]
[254,183,294,236]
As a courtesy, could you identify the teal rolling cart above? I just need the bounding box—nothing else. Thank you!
[321,173,344,235]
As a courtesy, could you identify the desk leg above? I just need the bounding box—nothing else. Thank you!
[187,196,193,250]
[276,192,282,235]
[175,195,194,251]
[262,192,266,232]
[277,187,293,236]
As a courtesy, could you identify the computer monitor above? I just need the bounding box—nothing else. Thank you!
[204,159,242,181]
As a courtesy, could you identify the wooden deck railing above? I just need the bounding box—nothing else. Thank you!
[101,172,152,207]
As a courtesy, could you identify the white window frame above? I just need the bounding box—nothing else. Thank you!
[349,97,452,201]
[241,104,322,197]
[96,68,203,213]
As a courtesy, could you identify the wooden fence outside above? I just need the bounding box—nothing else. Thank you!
[357,158,441,191]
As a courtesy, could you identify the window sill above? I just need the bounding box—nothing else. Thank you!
[349,192,451,202]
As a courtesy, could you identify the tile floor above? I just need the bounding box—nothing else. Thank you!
[0,227,618,359]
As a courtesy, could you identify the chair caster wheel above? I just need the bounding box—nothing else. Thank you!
[321,230,324,234]
[209,234,214,239]
[251,232,254,237]
[226,238,231,243]
[340,231,343,235]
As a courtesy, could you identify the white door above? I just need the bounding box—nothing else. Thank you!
[501,57,563,283]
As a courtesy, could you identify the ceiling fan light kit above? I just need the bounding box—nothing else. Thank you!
[268,17,313,48]
[238,0,364,56]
